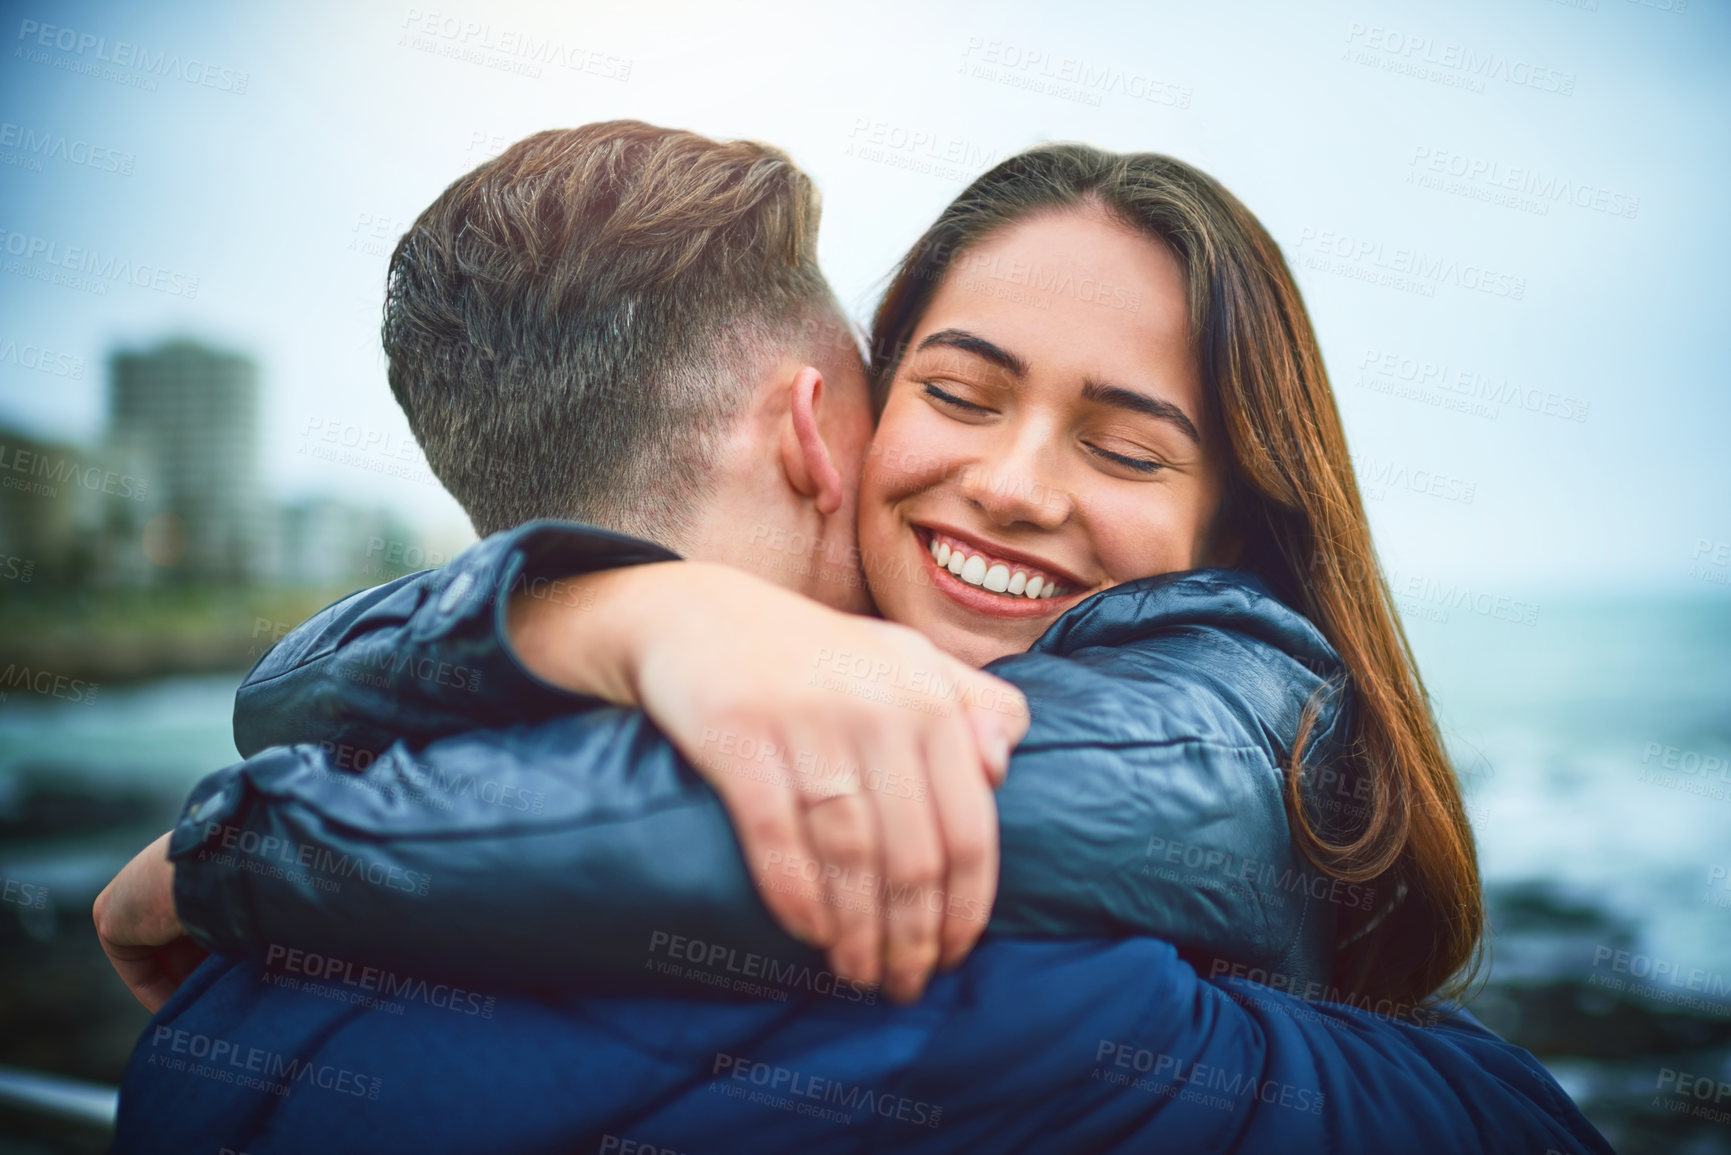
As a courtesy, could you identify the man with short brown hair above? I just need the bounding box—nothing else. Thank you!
[387,122,842,549]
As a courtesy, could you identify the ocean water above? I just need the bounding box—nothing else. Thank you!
[0,673,243,796]
[0,674,243,904]
[1407,596,1731,984]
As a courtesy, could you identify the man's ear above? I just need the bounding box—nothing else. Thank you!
[779,365,845,516]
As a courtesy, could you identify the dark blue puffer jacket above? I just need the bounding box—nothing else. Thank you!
[113,937,1610,1154]
[170,521,1358,996]
[112,521,1612,1153]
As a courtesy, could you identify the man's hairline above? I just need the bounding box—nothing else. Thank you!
[575,294,858,550]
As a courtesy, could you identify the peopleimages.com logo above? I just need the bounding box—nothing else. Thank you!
[14,19,249,93]
[0,338,85,378]
[197,822,432,897]
[711,1052,942,1128]
[0,227,198,297]
[262,943,496,1019]
[0,121,134,175]
[145,1027,380,1099]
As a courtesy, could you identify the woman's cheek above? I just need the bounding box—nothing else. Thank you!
[865,426,959,502]
[877,389,972,480]
[1090,498,1195,579]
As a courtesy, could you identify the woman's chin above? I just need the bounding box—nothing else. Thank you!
[935,625,1016,668]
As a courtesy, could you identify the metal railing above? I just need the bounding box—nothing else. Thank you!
[0,1064,118,1130]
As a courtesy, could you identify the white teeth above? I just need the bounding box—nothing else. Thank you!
[928,533,1067,601]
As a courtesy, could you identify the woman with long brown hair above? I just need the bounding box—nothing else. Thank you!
[860,143,1483,1009]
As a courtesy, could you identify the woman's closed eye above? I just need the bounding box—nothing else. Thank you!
[922,380,994,416]
[1084,440,1165,475]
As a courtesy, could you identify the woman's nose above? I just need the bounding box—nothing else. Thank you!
[956,449,1072,530]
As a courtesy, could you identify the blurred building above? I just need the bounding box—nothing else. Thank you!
[1,336,451,595]
[107,340,265,584]
[0,427,109,588]
[260,497,416,589]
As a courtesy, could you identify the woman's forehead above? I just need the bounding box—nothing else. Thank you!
[909,212,1203,415]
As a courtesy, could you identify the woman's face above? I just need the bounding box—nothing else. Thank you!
[858,206,1234,667]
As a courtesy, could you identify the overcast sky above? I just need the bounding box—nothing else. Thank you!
[1,0,1726,593]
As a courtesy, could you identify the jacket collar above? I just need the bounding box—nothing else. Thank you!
[1027,567,1343,678]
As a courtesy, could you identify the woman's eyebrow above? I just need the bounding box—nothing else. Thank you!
[914,329,1201,444]
[1081,378,1202,445]
[915,328,1029,377]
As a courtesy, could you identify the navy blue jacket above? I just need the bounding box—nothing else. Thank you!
[114,938,1610,1153]
[173,521,1357,995]
[114,522,1613,1152]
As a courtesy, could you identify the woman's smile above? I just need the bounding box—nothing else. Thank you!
[913,524,1085,619]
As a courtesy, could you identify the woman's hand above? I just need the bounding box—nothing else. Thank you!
[508,562,1028,1003]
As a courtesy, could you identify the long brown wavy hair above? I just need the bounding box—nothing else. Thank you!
[868,144,1483,1009]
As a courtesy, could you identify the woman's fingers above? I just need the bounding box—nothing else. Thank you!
[923,718,1000,971]
[709,763,836,950]
[802,788,881,987]
[870,732,950,1003]
[637,591,1028,999]
[956,664,1029,786]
